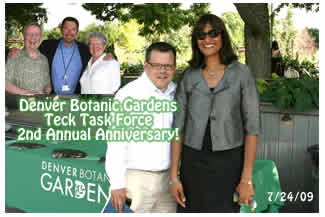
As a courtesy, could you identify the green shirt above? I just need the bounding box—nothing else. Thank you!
[6,49,50,92]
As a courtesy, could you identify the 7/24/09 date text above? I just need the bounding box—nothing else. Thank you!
[268,192,313,202]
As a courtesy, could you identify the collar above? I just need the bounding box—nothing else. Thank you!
[22,48,40,59]
[59,39,76,49]
[139,71,176,96]
[89,52,106,67]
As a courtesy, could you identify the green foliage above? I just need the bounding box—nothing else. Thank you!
[115,20,148,64]
[261,76,319,112]
[273,3,319,14]
[149,25,192,67]
[272,7,297,57]
[5,3,48,54]
[307,28,319,48]
[222,12,244,47]
[43,27,61,40]
[82,3,210,37]
[121,63,144,75]
[5,3,48,34]
[282,55,319,76]
[256,78,269,94]
[272,73,279,79]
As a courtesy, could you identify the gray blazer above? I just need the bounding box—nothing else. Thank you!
[172,61,260,151]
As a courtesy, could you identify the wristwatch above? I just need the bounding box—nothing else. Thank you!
[169,177,180,185]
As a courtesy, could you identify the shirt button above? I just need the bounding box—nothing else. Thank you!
[210,116,216,121]
[212,136,217,140]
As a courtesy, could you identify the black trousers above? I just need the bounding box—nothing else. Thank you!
[177,145,244,213]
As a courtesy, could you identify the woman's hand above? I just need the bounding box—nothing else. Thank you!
[235,182,254,207]
[103,52,114,61]
[8,48,21,58]
[170,180,186,208]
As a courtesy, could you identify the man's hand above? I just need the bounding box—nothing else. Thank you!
[110,188,127,213]
[170,181,186,208]
[43,83,52,94]
[8,48,21,58]
[103,52,114,61]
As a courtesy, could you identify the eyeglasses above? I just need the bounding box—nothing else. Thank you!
[148,62,175,71]
[196,29,222,40]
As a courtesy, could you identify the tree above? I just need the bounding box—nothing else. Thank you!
[273,3,319,14]
[115,20,148,64]
[82,3,210,37]
[5,3,47,58]
[221,12,244,47]
[6,3,47,39]
[273,7,297,58]
[43,27,61,40]
[151,25,193,67]
[270,3,319,47]
[82,3,210,66]
[306,28,319,49]
[234,3,271,78]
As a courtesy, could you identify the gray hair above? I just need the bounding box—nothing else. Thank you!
[23,23,42,37]
[87,32,107,46]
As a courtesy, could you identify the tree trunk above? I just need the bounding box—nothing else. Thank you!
[234,3,271,79]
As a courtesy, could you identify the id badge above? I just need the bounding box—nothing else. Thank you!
[62,85,71,92]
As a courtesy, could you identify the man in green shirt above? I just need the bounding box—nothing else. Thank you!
[5,23,51,95]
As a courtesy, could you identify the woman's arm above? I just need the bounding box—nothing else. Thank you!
[170,72,188,208]
[237,64,260,206]
[241,135,257,183]
[236,135,258,206]
[170,133,186,208]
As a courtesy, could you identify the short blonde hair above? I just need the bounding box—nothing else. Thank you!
[23,23,42,37]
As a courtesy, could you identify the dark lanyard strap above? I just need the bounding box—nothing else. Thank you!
[60,42,76,84]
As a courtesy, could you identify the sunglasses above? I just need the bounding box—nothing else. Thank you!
[196,29,222,40]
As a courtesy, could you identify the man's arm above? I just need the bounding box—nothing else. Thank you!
[6,81,42,95]
[43,82,52,94]
[5,57,41,95]
[105,90,128,212]
[42,56,52,94]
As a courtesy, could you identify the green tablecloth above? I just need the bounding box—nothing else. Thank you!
[240,159,284,213]
[5,140,109,213]
[6,140,283,213]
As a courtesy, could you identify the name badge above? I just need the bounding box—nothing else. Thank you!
[62,85,71,92]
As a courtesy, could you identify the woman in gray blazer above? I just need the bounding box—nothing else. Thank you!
[170,14,260,212]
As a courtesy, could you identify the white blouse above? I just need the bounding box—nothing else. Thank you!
[80,53,121,94]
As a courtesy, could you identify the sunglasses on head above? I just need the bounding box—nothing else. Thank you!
[196,29,221,40]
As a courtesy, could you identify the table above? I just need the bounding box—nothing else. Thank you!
[6,139,284,213]
[5,140,109,213]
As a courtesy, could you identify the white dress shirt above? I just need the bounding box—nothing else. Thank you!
[106,72,176,190]
[80,53,121,94]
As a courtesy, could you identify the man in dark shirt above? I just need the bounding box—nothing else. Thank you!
[39,17,90,94]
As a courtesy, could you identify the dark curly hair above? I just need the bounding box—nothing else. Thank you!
[189,14,237,68]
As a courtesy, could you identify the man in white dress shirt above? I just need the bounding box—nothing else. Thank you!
[105,42,177,213]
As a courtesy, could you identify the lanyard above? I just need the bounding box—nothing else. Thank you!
[60,42,76,85]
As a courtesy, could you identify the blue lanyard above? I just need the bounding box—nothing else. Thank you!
[60,42,76,84]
